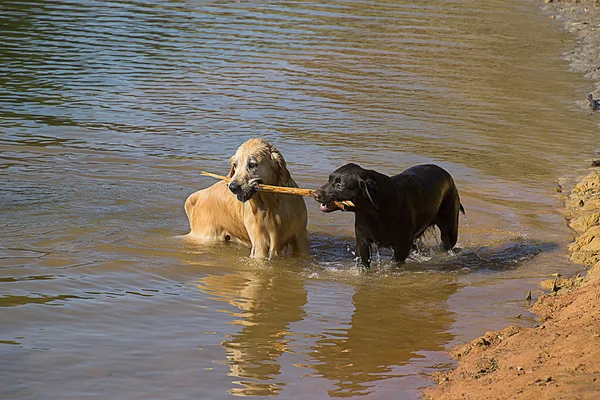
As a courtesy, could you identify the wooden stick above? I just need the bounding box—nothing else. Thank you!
[200,170,354,210]
[200,171,314,196]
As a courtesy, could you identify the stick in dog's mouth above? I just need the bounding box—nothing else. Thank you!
[249,178,262,186]
[319,201,340,213]
[200,170,354,211]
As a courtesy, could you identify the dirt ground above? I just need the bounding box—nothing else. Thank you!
[424,1,600,398]
[424,169,600,400]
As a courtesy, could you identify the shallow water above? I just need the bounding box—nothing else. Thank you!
[1,0,597,398]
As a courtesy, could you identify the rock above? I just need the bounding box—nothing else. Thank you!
[564,172,600,221]
[583,261,600,283]
[569,224,600,266]
[571,172,600,196]
[568,225,600,252]
[570,212,600,233]
[587,94,599,110]
[567,172,600,266]
[570,251,600,266]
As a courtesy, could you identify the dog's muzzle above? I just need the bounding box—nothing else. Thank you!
[313,189,341,213]
[229,179,260,202]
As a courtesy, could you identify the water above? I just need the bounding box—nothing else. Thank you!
[1,0,597,398]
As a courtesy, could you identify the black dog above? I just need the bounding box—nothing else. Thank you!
[313,163,464,268]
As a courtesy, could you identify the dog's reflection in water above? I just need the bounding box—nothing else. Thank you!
[194,260,458,397]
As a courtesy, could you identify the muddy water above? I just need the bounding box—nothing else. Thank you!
[1,0,597,398]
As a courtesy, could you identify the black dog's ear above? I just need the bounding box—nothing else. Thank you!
[358,177,381,209]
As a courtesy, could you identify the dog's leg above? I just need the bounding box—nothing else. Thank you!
[392,240,411,263]
[356,234,372,268]
[250,244,270,259]
[249,235,271,259]
[291,232,310,257]
[436,190,460,250]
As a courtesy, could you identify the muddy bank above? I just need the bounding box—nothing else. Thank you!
[424,171,600,399]
[424,1,600,398]
[546,0,600,103]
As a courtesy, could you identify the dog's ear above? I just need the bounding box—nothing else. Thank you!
[270,146,291,184]
[226,157,235,179]
[358,176,381,209]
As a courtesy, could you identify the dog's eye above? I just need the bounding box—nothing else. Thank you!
[248,161,258,169]
[335,182,343,190]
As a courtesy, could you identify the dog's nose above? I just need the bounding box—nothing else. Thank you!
[228,181,241,194]
[313,190,323,202]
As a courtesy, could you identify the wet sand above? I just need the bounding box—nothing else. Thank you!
[424,1,600,398]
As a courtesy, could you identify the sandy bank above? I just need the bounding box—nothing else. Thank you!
[424,171,600,399]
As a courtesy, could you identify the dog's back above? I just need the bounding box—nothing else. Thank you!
[391,164,462,250]
[393,164,456,192]
[185,181,252,246]
[391,164,458,212]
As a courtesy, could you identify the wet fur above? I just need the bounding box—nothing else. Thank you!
[314,163,463,268]
[185,138,310,259]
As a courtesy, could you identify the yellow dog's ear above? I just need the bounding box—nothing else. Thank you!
[226,157,235,179]
[270,146,291,184]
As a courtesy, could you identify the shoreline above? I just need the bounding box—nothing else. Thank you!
[424,1,600,398]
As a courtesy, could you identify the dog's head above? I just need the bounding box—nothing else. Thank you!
[313,163,381,212]
[227,138,291,202]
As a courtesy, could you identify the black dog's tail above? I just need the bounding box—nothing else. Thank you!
[460,204,465,215]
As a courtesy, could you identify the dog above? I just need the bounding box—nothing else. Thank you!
[313,163,464,268]
[185,138,310,259]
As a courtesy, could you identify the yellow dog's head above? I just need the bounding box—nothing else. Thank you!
[227,138,291,202]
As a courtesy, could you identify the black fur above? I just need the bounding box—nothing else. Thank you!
[313,163,464,268]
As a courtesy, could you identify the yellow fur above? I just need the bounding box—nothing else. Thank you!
[185,138,310,259]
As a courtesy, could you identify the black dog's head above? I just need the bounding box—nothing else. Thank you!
[313,163,381,212]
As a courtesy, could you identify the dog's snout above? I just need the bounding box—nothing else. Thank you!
[313,189,324,202]
[228,180,241,194]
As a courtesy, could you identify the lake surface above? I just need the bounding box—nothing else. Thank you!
[1,0,597,398]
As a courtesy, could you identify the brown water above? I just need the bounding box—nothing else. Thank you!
[1,0,598,398]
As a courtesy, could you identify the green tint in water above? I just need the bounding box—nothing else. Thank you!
[0,0,596,398]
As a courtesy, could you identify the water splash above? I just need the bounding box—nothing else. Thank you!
[462,213,476,247]
[372,244,382,269]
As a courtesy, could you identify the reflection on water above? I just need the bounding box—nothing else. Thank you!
[198,269,308,396]
[308,276,456,397]
[196,268,457,397]
[1,0,597,398]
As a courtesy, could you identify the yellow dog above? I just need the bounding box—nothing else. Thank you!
[185,138,310,259]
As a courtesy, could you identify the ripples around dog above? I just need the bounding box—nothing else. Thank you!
[307,231,558,280]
